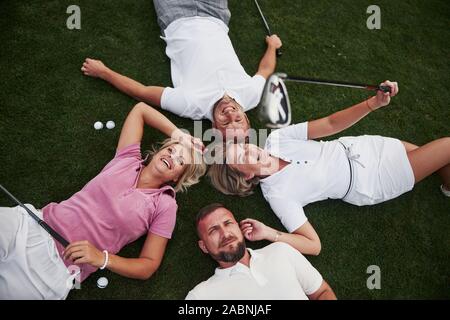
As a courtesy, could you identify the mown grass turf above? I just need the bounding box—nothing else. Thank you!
[0,0,448,299]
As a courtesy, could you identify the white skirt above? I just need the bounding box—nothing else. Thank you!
[338,135,415,206]
[0,205,72,299]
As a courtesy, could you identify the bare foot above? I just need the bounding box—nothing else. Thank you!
[81,58,108,78]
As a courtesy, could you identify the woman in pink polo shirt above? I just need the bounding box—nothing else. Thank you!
[0,102,206,299]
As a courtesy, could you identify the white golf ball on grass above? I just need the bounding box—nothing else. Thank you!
[97,276,108,289]
[106,121,115,129]
[94,121,103,130]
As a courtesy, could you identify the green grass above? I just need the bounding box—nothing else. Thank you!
[0,0,449,299]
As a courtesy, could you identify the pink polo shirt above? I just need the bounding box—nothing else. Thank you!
[42,143,177,282]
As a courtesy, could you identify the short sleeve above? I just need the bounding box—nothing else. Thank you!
[240,74,266,112]
[149,193,178,239]
[269,122,309,142]
[161,87,203,120]
[100,143,142,173]
[281,243,323,296]
[114,143,142,160]
[267,197,308,233]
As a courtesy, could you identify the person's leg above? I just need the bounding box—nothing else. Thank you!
[405,137,450,189]
[152,0,197,32]
[196,0,231,26]
[0,205,71,299]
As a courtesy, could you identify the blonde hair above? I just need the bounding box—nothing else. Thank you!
[207,143,259,197]
[143,139,206,193]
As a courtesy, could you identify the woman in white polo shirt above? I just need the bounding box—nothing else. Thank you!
[208,80,450,255]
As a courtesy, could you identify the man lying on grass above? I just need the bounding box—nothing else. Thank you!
[186,203,337,300]
[81,0,282,140]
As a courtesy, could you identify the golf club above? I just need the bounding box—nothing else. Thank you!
[254,0,282,57]
[278,73,392,93]
[0,184,69,247]
[259,73,393,128]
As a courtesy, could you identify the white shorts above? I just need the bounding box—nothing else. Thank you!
[0,205,72,300]
[338,135,415,206]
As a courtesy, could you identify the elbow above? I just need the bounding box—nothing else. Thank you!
[137,261,161,281]
[325,116,338,134]
[311,240,322,256]
[137,269,156,281]
[138,273,153,281]
[133,102,148,111]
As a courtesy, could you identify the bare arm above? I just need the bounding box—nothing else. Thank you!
[63,233,169,280]
[117,102,178,151]
[81,58,164,107]
[255,35,282,79]
[308,80,399,140]
[240,219,322,256]
[106,233,168,280]
[307,280,337,300]
[117,102,204,153]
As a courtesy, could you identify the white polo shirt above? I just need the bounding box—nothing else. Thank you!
[185,242,323,300]
[260,122,350,232]
[160,17,266,120]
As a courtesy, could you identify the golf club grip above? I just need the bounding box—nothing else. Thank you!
[378,85,392,93]
[276,48,282,57]
[39,221,70,247]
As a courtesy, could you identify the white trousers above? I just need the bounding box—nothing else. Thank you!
[0,205,72,299]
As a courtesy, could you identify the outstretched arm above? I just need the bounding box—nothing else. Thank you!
[81,58,164,107]
[63,233,169,280]
[240,219,322,256]
[308,80,399,140]
[255,35,282,79]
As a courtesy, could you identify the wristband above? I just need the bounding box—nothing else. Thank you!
[100,250,109,270]
[274,231,281,242]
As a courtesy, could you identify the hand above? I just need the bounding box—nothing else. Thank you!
[81,58,109,79]
[266,34,282,49]
[371,80,399,109]
[239,218,274,242]
[172,129,205,154]
[63,240,105,268]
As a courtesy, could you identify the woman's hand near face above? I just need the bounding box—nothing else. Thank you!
[172,129,205,153]
[239,218,275,242]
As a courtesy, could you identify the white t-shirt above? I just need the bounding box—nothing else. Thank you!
[160,17,266,120]
[260,122,351,232]
[185,242,323,300]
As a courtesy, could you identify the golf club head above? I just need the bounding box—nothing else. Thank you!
[259,73,292,128]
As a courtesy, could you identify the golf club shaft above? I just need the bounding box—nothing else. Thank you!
[0,184,70,247]
[283,76,391,93]
[254,0,282,57]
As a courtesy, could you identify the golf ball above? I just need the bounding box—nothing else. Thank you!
[94,121,103,130]
[97,276,108,289]
[106,121,115,129]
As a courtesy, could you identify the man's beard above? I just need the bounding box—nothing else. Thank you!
[212,240,246,263]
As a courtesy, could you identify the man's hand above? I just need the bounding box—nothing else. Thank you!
[81,58,110,79]
[370,80,399,110]
[266,34,282,49]
[240,218,275,242]
[63,240,105,268]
